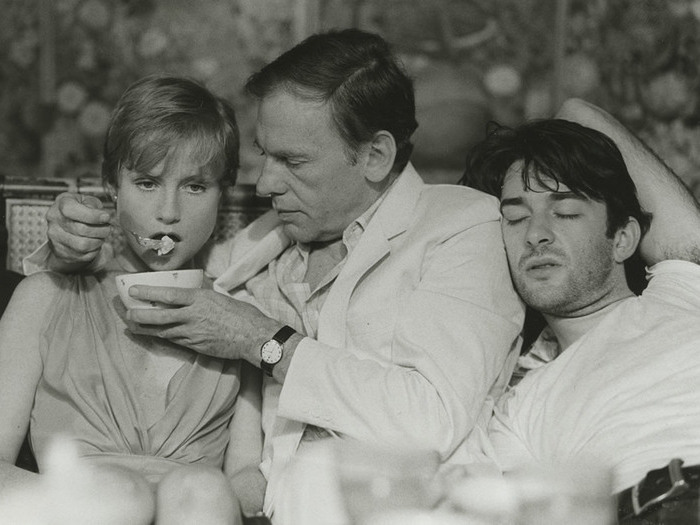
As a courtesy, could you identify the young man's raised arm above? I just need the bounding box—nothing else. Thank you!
[557,98,700,265]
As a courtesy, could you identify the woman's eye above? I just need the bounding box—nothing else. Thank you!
[136,180,156,190]
[186,184,206,194]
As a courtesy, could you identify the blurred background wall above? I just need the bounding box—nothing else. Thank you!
[2,0,700,198]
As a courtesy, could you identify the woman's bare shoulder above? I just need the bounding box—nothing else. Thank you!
[6,272,70,318]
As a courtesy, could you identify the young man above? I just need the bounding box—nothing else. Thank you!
[462,99,700,523]
[26,29,523,521]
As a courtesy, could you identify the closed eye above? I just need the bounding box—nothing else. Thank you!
[501,205,529,225]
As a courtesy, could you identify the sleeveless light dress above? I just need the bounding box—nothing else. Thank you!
[30,270,240,483]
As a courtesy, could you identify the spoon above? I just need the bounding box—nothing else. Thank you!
[110,220,176,256]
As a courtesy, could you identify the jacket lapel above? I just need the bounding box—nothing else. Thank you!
[317,164,424,346]
[213,210,290,293]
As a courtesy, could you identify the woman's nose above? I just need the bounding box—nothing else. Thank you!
[157,191,181,224]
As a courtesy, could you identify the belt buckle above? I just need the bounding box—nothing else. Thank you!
[632,458,690,516]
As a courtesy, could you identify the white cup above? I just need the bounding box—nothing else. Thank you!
[115,269,203,309]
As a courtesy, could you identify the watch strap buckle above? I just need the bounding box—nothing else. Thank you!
[632,458,690,516]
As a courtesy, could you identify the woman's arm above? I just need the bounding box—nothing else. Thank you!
[224,361,265,515]
[0,273,55,491]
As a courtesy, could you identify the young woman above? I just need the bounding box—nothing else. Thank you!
[0,76,263,524]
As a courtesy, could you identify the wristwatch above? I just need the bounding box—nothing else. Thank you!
[260,325,296,377]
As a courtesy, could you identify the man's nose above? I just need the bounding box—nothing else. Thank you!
[255,157,286,197]
[157,191,181,224]
[525,215,554,246]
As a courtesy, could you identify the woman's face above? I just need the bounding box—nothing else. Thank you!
[113,142,223,271]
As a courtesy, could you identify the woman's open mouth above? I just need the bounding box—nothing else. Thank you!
[133,233,180,256]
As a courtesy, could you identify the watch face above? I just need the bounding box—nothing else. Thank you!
[261,340,283,364]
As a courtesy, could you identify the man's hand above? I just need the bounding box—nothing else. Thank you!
[46,192,112,268]
[124,286,284,364]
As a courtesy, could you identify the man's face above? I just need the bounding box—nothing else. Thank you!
[499,162,622,317]
[253,90,379,243]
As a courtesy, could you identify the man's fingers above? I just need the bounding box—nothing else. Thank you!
[77,194,104,210]
[128,307,179,325]
[69,220,112,240]
[127,322,179,342]
[129,285,197,306]
[48,218,111,242]
[57,193,111,226]
[48,228,106,257]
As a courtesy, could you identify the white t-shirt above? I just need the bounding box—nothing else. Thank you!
[488,260,700,493]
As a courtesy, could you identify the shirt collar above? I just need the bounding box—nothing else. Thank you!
[296,176,396,256]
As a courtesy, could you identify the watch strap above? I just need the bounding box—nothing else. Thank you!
[272,325,296,345]
[261,325,296,376]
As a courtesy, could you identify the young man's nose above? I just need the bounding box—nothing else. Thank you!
[525,215,554,246]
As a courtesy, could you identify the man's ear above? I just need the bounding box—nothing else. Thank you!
[613,217,641,263]
[364,131,397,184]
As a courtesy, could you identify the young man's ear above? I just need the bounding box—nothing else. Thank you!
[613,217,642,263]
[364,130,397,184]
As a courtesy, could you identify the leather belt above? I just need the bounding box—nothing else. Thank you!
[617,459,700,521]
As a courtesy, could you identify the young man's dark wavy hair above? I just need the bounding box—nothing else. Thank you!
[245,28,418,173]
[461,119,650,238]
[461,119,653,342]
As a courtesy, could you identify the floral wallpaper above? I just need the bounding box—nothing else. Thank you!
[1,0,700,197]
[0,0,292,183]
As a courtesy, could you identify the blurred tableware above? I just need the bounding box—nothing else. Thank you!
[510,461,615,525]
[447,474,518,524]
[363,509,471,525]
[335,440,441,525]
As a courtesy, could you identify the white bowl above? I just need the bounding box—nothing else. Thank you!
[115,269,204,309]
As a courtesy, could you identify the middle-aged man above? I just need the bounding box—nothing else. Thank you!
[462,99,700,524]
[25,29,523,520]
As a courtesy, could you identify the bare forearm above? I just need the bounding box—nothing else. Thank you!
[229,467,266,516]
[558,98,700,264]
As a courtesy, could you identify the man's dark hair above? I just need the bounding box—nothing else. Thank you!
[245,28,418,173]
[102,75,240,188]
[461,119,650,238]
[461,119,653,347]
